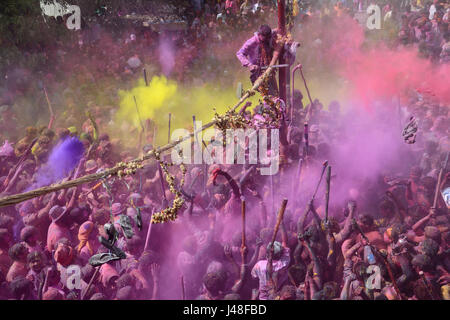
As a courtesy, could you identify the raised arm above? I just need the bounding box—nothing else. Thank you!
[231,245,249,294]
[297,204,311,235]
[150,263,160,300]
[37,192,57,220]
[248,237,263,267]
[412,209,434,232]
[224,244,240,277]
[304,239,323,291]
[334,201,357,245]
[309,201,322,228]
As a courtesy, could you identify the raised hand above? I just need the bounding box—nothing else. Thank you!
[240,246,248,257]
[224,244,233,259]
[347,200,357,212]
[150,263,160,280]
[255,237,263,247]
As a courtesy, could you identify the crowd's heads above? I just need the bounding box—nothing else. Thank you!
[111,203,125,216]
[411,254,434,272]
[358,214,374,232]
[43,287,64,300]
[257,24,272,43]
[8,242,28,262]
[10,276,34,300]
[27,251,46,273]
[419,238,440,257]
[266,241,283,260]
[202,269,227,297]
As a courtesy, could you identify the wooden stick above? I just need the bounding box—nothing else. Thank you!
[271,198,288,244]
[144,209,155,252]
[418,271,435,300]
[2,138,38,191]
[181,276,185,300]
[133,96,145,131]
[311,161,328,201]
[303,123,309,156]
[433,169,444,209]
[0,56,284,208]
[241,199,246,248]
[270,174,275,222]
[81,181,103,197]
[144,68,149,86]
[299,66,313,110]
[168,113,172,143]
[81,266,100,300]
[325,165,331,223]
[267,198,288,285]
[43,86,55,129]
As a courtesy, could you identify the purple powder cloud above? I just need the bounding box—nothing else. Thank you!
[31,136,85,189]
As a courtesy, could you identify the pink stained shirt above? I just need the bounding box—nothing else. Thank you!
[46,222,73,253]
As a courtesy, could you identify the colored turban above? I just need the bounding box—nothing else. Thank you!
[77,221,95,256]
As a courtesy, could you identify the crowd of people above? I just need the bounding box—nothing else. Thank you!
[0,0,449,300]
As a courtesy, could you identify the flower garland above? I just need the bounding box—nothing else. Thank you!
[151,149,187,224]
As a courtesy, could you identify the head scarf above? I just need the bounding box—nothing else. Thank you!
[267,241,283,259]
[77,221,95,256]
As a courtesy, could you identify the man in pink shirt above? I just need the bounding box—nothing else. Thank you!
[251,241,291,300]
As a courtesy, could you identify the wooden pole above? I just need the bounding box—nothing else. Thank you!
[241,199,246,248]
[144,209,155,252]
[43,86,55,129]
[181,276,186,300]
[325,165,331,223]
[81,266,100,300]
[267,198,288,284]
[277,0,287,103]
[168,113,172,143]
[133,96,145,131]
[271,198,288,244]
[144,68,149,86]
[311,161,328,202]
[433,169,444,209]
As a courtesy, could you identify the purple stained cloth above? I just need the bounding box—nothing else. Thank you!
[236,33,265,68]
[236,31,298,68]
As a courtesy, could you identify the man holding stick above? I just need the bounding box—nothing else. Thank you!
[251,199,290,300]
[236,25,298,96]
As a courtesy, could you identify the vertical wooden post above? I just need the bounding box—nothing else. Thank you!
[277,0,287,103]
